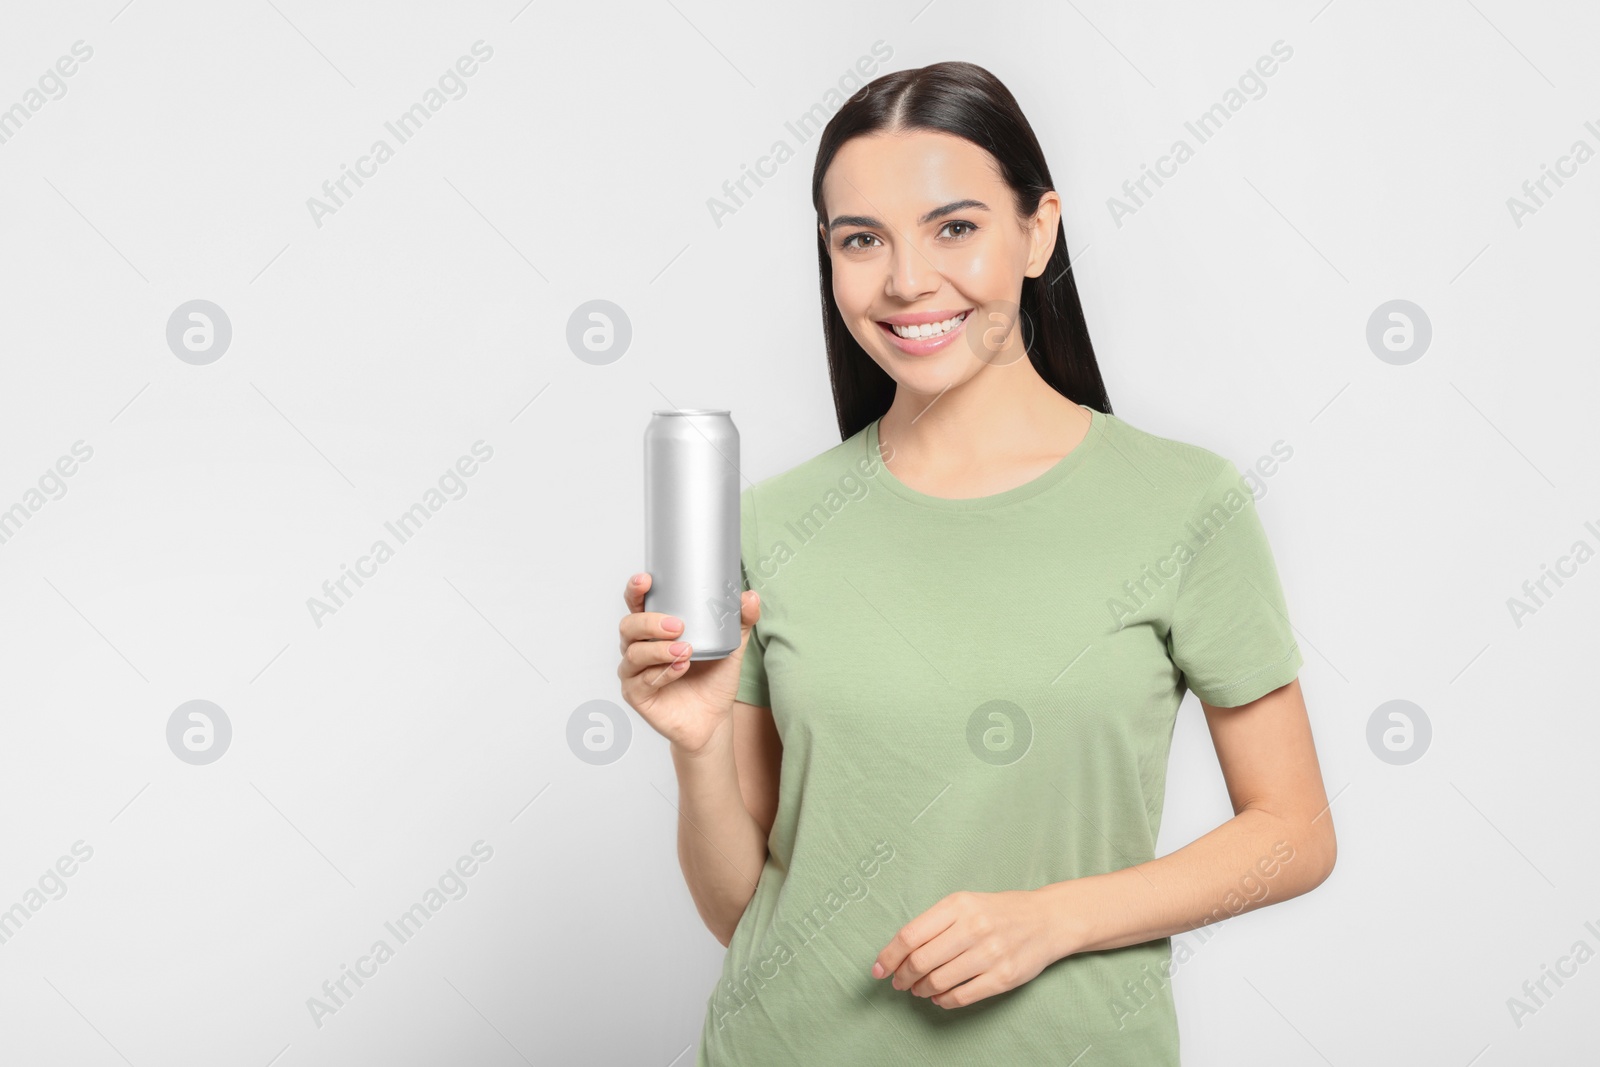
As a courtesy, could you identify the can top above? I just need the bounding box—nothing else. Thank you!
[653,408,730,416]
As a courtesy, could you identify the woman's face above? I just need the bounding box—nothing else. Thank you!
[818,128,1059,393]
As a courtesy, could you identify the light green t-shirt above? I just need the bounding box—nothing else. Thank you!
[696,403,1303,1066]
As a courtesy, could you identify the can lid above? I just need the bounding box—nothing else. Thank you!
[653,408,730,416]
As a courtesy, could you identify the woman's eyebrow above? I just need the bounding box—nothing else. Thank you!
[825,199,990,234]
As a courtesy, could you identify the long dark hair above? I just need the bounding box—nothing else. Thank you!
[811,61,1112,441]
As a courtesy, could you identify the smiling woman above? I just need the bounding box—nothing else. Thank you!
[615,59,1335,1067]
[812,80,1109,449]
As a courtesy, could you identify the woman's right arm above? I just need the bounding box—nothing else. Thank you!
[670,699,781,945]
[617,573,781,946]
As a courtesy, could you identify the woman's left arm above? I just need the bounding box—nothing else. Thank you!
[1048,676,1337,955]
[874,677,1337,1006]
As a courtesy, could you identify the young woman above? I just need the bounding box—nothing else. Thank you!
[617,60,1335,1066]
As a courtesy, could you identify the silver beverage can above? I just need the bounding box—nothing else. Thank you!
[644,409,741,660]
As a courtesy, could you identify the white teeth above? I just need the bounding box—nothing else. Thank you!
[889,311,968,339]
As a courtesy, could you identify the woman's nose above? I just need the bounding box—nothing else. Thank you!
[884,241,940,301]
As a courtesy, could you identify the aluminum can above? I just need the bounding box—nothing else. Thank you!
[644,409,741,659]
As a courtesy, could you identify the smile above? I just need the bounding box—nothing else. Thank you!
[876,309,973,355]
[886,310,970,338]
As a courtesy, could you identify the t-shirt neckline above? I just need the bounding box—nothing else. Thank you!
[864,403,1107,512]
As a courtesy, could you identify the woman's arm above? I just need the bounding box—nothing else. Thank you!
[874,677,1336,1006]
[1039,677,1336,957]
[671,700,783,947]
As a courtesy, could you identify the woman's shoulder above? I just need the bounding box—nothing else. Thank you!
[739,423,876,511]
[1095,408,1243,504]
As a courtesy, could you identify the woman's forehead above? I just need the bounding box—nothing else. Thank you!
[822,132,1002,216]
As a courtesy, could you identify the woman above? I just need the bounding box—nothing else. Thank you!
[617,60,1335,1066]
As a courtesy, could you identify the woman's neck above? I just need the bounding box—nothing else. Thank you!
[877,370,1092,494]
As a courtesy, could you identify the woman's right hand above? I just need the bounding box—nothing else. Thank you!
[617,571,761,756]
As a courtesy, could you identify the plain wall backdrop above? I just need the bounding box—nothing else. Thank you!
[0,0,1596,1064]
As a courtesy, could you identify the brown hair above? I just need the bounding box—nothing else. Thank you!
[810,60,1112,440]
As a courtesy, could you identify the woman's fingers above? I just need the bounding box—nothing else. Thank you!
[619,615,686,658]
[640,651,691,688]
[617,603,694,689]
[620,640,692,691]
[623,571,650,613]
[618,572,686,654]
[623,636,691,671]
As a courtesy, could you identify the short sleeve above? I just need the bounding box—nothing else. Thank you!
[1167,460,1303,707]
[734,488,771,708]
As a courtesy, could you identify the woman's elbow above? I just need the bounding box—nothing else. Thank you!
[1304,816,1337,890]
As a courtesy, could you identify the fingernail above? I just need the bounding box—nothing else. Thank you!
[669,642,689,656]
[633,574,646,585]
[664,617,682,632]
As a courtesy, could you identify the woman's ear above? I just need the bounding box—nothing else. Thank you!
[1024,192,1062,278]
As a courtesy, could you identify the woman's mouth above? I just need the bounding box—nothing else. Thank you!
[876,309,973,355]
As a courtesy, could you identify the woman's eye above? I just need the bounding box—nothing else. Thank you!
[839,222,974,251]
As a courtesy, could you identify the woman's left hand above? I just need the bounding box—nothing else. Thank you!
[871,889,1068,1008]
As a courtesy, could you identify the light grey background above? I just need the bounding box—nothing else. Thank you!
[1,0,1595,1064]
